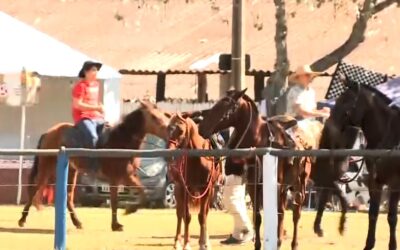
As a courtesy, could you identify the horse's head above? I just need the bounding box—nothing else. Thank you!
[167,113,196,150]
[332,74,388,131]
[126,101,170,141]
[198,88,248,138]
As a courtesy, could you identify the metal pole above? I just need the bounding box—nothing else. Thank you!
[16,104,26,205]
[54,147,69,250]
[263,153,278,250]
[231,0,246,91]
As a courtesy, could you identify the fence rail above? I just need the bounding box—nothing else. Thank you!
[2,148,400,158]
[2,147,400,250]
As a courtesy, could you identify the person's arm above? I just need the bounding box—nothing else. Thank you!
[294,104,329,118]
[72,83,103,112]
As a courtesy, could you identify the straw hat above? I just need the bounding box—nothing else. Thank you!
[288,65,323,84]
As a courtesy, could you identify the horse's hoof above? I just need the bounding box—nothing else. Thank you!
[174,241,183,250]
[75,223,83,230]
[314,226,324,237]
[18,219,25,228]
[183,244,191,250]
[199,244,210,250]
[339,226,346,236]
[111,223,124,232]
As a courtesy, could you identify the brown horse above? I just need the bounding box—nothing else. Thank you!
[198,89,320,250]
[18,102,170,231]
[168,114,221,250]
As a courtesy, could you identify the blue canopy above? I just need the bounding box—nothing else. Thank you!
[318,77,400,109]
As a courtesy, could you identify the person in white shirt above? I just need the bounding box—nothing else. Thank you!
[286,65,330,119]
[285,65,330,149]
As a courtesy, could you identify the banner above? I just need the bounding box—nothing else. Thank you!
[0,69,41,106]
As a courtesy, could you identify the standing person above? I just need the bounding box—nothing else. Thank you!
[72,61,105,148]
[220,157,254,245]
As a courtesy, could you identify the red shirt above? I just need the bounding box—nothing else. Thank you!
[72,80,103,124]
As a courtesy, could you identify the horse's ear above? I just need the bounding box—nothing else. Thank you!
[233,88,247,99]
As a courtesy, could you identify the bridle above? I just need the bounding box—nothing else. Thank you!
[168,118,217,200]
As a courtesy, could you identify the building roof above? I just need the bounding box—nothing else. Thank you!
[0,12,120,79]
[2,1,399,99]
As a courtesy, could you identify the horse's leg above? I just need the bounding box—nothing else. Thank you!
[18,175,38,227]
[183,205,192,250]
[247,163,263,250]
[67,169,82,229]
[332,181,349,235]
[364,182,383,250]
[198,195,211,250]
[174,187,183,250]
[277,183,288,248]
[387,190,399,250]
[313,188,330,237]
[32,169,50,210]
[110,183,123,231]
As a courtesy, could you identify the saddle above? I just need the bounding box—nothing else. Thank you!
[63,123,111,172]
[64,123,111,149]
[268,115,298,149]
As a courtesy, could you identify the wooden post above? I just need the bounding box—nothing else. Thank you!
[197,73,208,102]
[254,73,265,102]
[156,73,166,102]
[231,0,246,91]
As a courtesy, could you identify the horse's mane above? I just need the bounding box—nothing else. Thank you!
[110,108,144,136]
[241,94,259,115]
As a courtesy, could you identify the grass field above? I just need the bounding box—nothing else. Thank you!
[0,206,396,250]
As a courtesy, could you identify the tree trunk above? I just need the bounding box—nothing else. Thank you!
[264,0,290,116]
[311,0,398,72]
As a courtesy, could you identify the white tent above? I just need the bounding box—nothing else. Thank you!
[0,11,121,204]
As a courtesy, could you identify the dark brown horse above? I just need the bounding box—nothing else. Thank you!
[324,78,400,250]
[311,118,361,237]
[168,114,221,250]
[18,102,170,231]
[198,89,318,250]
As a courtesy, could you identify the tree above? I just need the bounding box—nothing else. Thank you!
[264,0,290,116]
[265,0,399,115]
[311,0,400,71]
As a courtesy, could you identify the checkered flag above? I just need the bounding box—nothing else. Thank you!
[325,61,388,99]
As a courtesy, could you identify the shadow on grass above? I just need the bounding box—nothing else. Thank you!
[0,227,54,234]
[148,234,229,240]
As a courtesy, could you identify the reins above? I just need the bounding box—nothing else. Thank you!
[168,119,217,200]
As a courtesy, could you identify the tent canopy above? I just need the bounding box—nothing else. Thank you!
[318,77,400,109]
[0,12,120,79]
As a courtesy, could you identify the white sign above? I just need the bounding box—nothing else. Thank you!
[0,70,41,106]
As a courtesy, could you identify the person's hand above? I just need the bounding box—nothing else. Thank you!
[97,103,104,114]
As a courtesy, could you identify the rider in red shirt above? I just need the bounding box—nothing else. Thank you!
[72,61,104,147]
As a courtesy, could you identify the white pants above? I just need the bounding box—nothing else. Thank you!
[223,175,254,239]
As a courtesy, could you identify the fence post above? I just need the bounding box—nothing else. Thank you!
[263,152,278,250]
[54,147,69,250]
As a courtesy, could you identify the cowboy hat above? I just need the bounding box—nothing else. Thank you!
[78,61,102,78]
[288,65,323,83]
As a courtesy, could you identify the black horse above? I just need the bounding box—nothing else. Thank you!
[311,118,360,237]
[321,77,400,250]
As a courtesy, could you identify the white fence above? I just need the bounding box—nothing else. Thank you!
[1,147,400,250]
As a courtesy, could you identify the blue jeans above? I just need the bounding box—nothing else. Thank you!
[76,118,105,148]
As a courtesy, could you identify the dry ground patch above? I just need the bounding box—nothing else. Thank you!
[0,206,396,250]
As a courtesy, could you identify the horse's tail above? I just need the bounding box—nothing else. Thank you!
[29,133,46,184]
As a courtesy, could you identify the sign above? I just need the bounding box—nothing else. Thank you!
[0,69,41,106]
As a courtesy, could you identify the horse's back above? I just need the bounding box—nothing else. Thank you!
[40,122,74,149]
